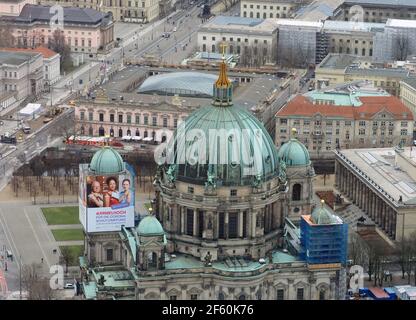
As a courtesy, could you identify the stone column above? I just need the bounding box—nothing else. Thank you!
[387,207,392,237]
[381,203,386,230]
[225,212,229,239]
[238,211,243,238]
[374,198,380,225]
[181,207,185,234]
[252,211,257,238]
[193,209,198,237]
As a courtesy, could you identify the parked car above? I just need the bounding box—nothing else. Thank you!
[64,283,74,289]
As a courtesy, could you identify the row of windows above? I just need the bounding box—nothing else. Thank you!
[333,39,373,45]
[3,71,17,78]
[282,119,406,127]
[346,10,416,19]
[202,36,267,45]
[280,119,351,126]
[80,126,162,139]
[243,4,289,10]
[202,44,268,55]
[80,111,179,127]
[243,11,287,18]
[4,84,17,91]
[332,46,373,56]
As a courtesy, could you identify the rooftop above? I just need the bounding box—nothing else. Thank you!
[323,20,385,32]
[200,16,278,34]
[277,91,413,119]
[346,66,410,78]
[12,4,112,26]
[318,53,359,69]
[336,147,416,206]
[0,46,59,59]
[0,51,40,66]
[402,77,416,89]
[138,72,219,97]
[295,0,344,21]
[385,19,416,28]
[344,0,416,8]
[275,18,323,29]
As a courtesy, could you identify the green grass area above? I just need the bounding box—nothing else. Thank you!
[51,229,84,241]
[42,207,79,225]
[60,245,84,266]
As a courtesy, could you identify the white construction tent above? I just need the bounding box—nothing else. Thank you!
[18,103,42,117]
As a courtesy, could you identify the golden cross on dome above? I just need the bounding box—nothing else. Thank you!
[219,42,227,57]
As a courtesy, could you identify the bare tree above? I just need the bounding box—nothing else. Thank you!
[22,263,55,300]
[60,246,72,273]
[0,25,15,48]
[48,29,71,69]
[395,34,409,61]
[348,232,368,268]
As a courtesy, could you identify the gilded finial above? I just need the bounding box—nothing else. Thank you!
[215,42,231,89]
[320,199,325,207]
[291,128,297,137]
[148,207,153,215]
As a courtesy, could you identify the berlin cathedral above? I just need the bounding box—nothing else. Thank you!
[79,56,347,300]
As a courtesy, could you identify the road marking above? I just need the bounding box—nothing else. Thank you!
[24,208,50,267]
[0,207,21,264]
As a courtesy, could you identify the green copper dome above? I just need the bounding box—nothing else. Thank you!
[162,57,279,186]
[311,202,339,225]
[277,137,310,167]
[89,146,125,174]
[165,104,280,186]
[137,215,165,236]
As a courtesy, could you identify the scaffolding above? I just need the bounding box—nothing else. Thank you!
[300,218,348,265]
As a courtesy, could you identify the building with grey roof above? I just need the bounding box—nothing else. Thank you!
[197,16,278,67]
[316,53,413,95]
[335,146,416,241]
[0,50,43,108]
[0,4,115,55]
[341,0,416,23]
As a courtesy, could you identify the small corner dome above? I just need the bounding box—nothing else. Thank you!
[137,215,165,236]
[311,204,338,225]
[89,146,125,174]
[277,138,310,167]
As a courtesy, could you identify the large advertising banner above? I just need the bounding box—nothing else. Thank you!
[79,163,136,232]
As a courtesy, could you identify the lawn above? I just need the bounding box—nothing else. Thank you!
[60,245,84,266]
[51,229,84,241]
[42,207,79,225]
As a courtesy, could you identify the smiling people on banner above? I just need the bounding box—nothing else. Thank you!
[104,177,121,208]
[111,178,133,209]
[88,180,104,207]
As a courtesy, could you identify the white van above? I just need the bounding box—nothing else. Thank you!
[23,125,31,134]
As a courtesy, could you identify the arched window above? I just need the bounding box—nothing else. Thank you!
[89,127,93,136]
[218,292,225,300]
[127,129,131,136]
[80,126,85,135]
[147,252,157,269]
[118,128,123,137]
[238,293,246,300]
[110,128,114,137]
[292,184,302,201]
[212,44,215,52]
[135,129,140,136]
[98,126,105,136]
[144,131,148,138]
[319,289,326,300]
